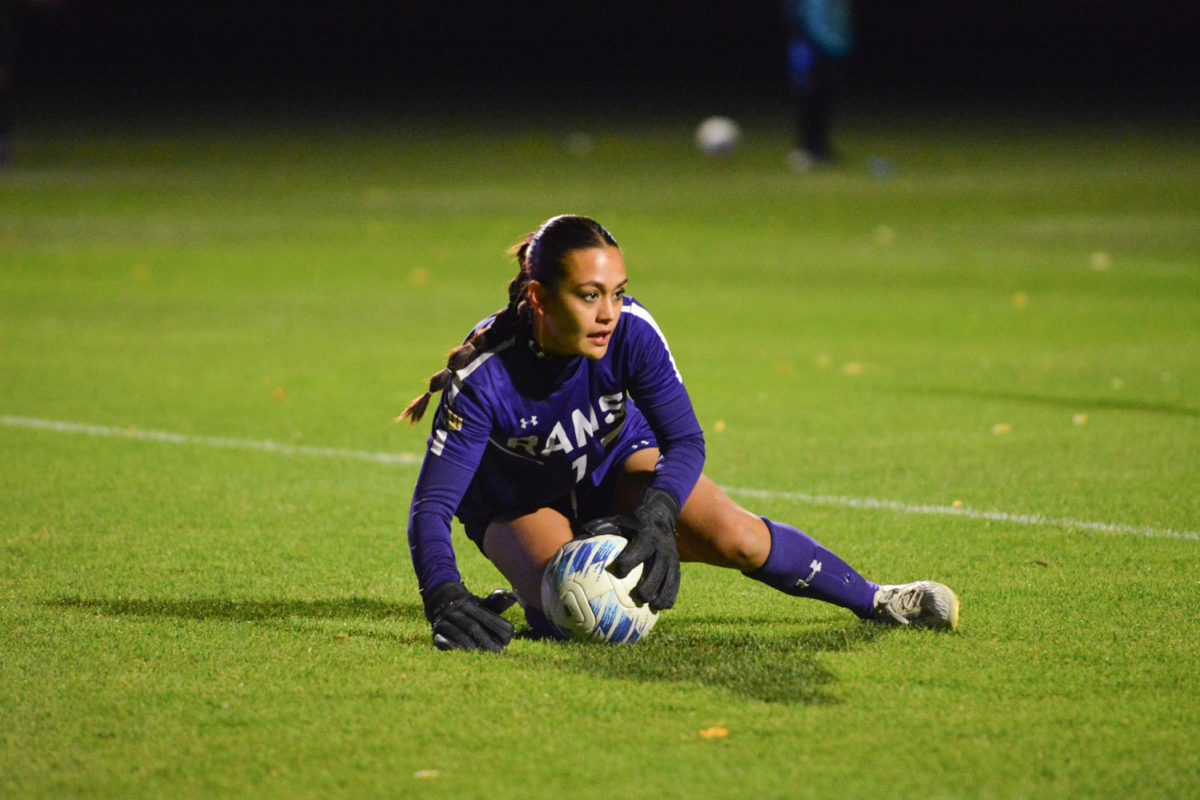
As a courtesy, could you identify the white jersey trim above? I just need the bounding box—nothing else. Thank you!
[446,336,516,404]
[624,302,682,384]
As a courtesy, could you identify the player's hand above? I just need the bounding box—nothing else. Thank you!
[423,582,517,652]
[583,488,681,612]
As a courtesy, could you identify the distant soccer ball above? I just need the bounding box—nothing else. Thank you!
[540,534,659,644]
[694,116,742,158]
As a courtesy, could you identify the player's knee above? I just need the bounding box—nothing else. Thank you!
[712,520,770,572]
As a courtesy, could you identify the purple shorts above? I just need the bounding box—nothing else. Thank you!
[461,414,657,552]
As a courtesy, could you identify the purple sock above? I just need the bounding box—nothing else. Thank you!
[746,518,878,619]
[524,604,570,641]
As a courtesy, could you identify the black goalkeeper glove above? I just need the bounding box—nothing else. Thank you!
[423,581,517,652]
[582,487,681,613]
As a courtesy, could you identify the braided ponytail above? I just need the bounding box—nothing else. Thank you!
[397,244,532,426]
[396,327,492,425]
[398,215,617,426]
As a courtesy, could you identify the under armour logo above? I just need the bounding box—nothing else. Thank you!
[520,416,539,429]
[793,559,822,590]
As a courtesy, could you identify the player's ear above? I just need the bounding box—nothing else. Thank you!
[527,280,546,313]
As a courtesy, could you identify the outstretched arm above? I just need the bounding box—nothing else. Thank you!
[622,301,706,511]
[599,301,707,611]
[407,387,515,651]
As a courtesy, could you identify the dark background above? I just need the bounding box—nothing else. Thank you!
[5,0,1200,118]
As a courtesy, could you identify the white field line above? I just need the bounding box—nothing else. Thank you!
[721,486,1198,542]
[4,414,1196,542]
[1,415,422,467]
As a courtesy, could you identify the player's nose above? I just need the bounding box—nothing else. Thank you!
[597,296,618,323]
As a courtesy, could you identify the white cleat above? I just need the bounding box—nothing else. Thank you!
[871,581,960,630]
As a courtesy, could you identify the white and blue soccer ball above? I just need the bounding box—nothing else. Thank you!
[694,116,742,158]
[540,534,659,644]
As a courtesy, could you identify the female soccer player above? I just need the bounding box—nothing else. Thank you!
[403,215,958,651]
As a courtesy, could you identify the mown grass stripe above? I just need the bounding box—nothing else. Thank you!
[4,414,1195,541]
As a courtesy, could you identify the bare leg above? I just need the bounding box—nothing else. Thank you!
[614,448,878,618]
[482,449,955,631]
[478,450,772,608]
[481,506,573,611]
[614,449,771,572]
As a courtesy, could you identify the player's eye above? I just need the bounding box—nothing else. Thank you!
[582,291,599,302]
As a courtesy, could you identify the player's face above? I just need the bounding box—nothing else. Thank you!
[533,246,627,360]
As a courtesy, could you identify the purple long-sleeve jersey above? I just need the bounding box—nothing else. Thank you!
[407,297,706,596]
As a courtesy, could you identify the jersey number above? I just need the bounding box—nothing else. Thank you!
[571,455,587,483]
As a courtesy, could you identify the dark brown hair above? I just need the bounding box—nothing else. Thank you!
[398,215,619,425]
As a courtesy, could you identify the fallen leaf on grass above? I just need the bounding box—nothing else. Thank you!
[698,727,730,741]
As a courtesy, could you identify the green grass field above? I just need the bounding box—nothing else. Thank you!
[2,107,1198,798]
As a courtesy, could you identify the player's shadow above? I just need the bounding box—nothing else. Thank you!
[53,597,882,704]
[547,615,885,706]
[50,596,427,641]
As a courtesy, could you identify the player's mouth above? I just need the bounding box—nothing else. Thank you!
[587,330,612,346]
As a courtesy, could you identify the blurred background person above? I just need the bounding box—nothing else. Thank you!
[783,0,854,172]
[0,0,14,166]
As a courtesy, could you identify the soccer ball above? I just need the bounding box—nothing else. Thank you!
[540,534,659,644]
[694,116,742,158]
